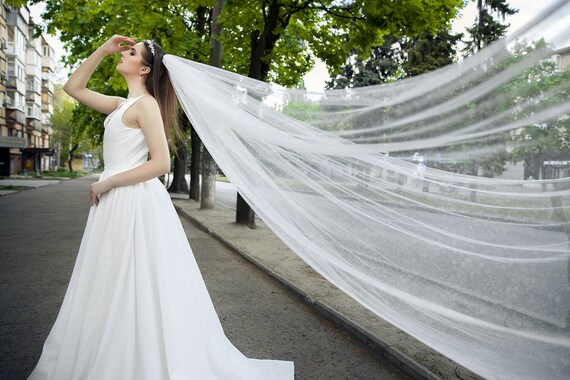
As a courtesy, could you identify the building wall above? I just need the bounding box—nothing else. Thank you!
[553,47,570,72]
[0,2,7,130]
[560,52,570,72]
[1,3,54,176]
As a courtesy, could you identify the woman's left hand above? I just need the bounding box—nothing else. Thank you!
[90,179,113,206]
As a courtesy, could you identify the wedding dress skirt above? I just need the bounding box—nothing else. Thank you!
[28,96,294,379]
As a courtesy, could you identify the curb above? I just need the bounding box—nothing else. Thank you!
[174,204,440,380]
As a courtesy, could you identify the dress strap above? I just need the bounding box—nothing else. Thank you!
[117,95,149,115]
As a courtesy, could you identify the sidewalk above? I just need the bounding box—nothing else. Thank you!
[0,178,62,196]
[172,198,481,380]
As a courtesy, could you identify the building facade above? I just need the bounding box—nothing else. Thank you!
[0,2,54,177]
[553,46,570,72]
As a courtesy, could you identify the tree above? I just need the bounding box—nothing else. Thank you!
[463,0,517,55]
[50,84,76,169]
[401,29,462,77]
[219,0,464,226]
[327,36,404,89]
[506,40,570,179]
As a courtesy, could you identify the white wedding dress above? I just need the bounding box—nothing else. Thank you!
[28,96,294,380]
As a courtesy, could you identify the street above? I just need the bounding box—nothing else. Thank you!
[0,176,411,380]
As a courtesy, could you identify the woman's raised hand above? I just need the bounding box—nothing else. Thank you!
[99,35,136,55]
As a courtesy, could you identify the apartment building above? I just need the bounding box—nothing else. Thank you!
[0,2,54,177]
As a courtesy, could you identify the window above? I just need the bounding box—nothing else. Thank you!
[7,90,15,107]
[27,77,35,92]
[7,60,15,77]
[553,55,562,72]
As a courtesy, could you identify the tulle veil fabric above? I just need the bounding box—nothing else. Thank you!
[162,2,570,378]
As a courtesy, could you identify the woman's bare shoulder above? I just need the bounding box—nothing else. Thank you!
[137,95,159,106]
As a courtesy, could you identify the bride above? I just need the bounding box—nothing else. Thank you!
[28,34,294,379]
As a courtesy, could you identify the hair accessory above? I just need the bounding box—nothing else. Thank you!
[146,40,155,56]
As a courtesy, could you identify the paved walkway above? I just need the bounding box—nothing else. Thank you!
[172,199,480,380]
[0,178,63,196]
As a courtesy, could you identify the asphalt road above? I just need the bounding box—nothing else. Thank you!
[0,175,410,380]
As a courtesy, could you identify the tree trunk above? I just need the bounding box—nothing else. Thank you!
[67,143,78,172]
[189,127,201,201]
[248,0,284,82]
[200,0,224,209]
[476,0,483,51]
[236,193,256,228]
[168,140,189,193]
[187,5,208,201]
[168,113,191,193]
[237,0,287,227]
[200,147,217,209]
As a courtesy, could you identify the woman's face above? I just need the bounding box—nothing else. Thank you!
[116,42,149,78]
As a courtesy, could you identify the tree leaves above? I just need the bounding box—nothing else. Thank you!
[34,0,463,147]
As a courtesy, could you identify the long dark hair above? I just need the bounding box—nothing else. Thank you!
[141,40,183,150]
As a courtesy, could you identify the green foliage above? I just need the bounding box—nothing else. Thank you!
[401,29,462,77]
[438,39,570,178]
[327,0,464,89]
[4,0,30,6]
[435,0,520,177]
[328,27,463,89]
[37,169,87,178]
[506,40,570,163]
[31,0,463,149]
[327,37,404,89]
[282,101,324,124]
[220,0,463,83]
[463,0,518,55]
[50,84,77,166]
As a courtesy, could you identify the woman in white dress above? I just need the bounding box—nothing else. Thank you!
[28,35,294,380]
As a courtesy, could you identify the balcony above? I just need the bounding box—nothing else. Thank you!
[26,119,42,131]
[42,80,55,94]
[7,76,17,88]
[41,56,55,71]
[6,41,16,56]
[7,75,25,93]
[26,90,37,101]
[7,108,26,125]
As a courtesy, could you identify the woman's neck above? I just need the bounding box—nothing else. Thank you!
[125,78,151,98]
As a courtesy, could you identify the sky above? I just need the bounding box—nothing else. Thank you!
[28,0,570,87]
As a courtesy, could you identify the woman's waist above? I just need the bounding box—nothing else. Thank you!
[99,171,164,190]
[100,166,140,179]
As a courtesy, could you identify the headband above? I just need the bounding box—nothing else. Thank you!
[146,40,155,56]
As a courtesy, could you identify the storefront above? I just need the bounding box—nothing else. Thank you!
[22,147,55,175]
[0,135,26,177]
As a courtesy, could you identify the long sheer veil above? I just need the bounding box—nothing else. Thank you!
[163,1,570,378]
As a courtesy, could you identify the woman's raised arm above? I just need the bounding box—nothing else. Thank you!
[63,35,136,114]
